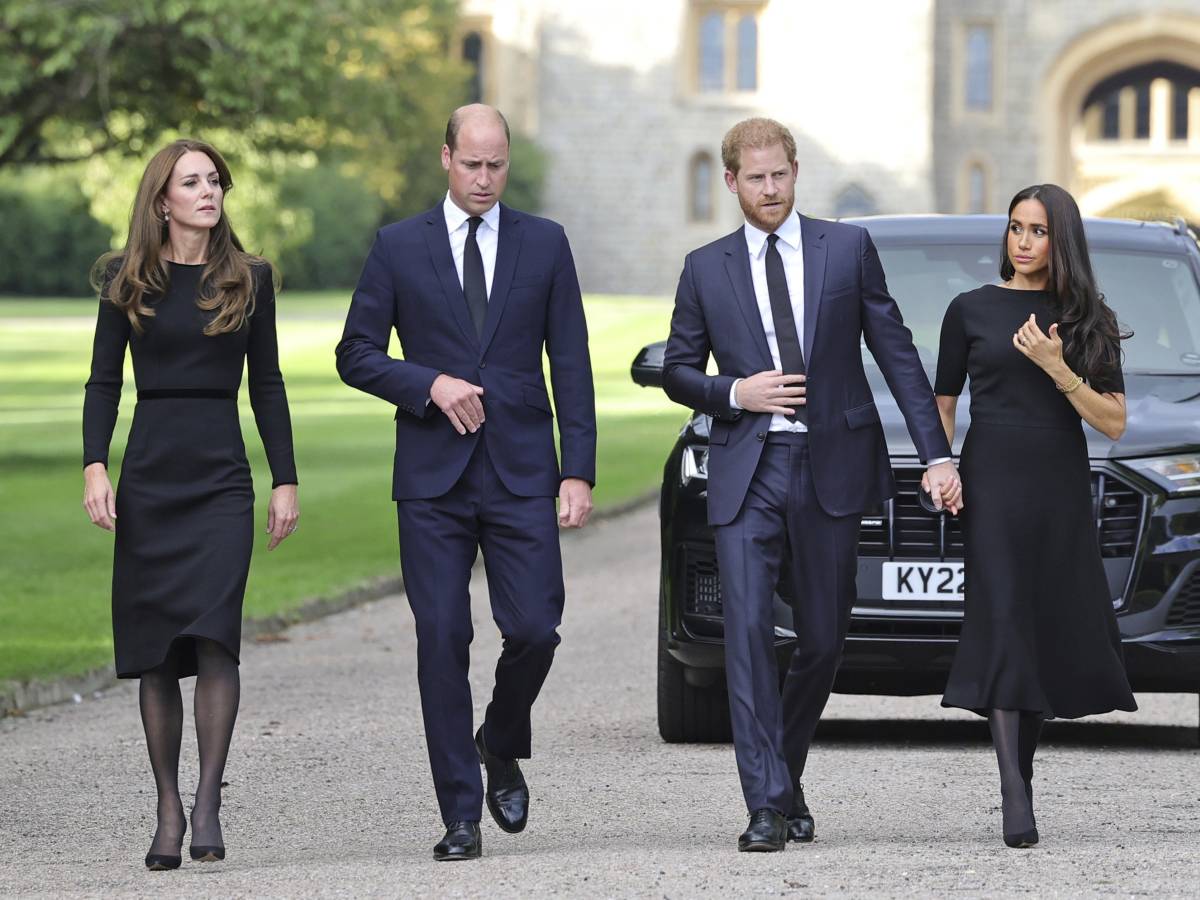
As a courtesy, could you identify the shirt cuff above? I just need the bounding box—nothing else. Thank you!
[926,457,952,467]
[729,378,743,410]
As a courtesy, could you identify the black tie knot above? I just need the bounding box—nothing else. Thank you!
[767,233,779,249]
[468,216,483,236]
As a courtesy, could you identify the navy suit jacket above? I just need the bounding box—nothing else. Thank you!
[663,215,950,525]
[336,203,596,500]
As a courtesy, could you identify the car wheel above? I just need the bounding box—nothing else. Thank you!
[657,623,732,743]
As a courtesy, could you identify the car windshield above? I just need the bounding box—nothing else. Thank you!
[873,243,1200,374]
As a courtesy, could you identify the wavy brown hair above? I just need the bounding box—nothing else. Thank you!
[91,139,267,336]
[999,183,1130,380]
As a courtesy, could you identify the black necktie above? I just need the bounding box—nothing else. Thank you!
[765,233,806,424]
[463,216,487,338]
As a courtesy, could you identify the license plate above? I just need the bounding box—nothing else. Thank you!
[881,562,965,600]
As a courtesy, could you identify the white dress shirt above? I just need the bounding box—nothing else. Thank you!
[443,192,499,297]
[730,210,808,433]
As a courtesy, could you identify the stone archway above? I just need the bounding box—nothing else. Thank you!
[1039,12,1200,221]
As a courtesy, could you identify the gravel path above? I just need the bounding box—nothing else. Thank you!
[2,504,1197,898]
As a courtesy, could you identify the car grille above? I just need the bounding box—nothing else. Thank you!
[1166,570,1200,628]
[858,467,1146,560]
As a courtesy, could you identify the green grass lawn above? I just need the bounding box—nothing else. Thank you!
[0,292,683,684]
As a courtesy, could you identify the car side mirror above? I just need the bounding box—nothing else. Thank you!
[630,340,667,388]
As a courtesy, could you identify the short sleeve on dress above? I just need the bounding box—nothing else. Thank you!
[934,295,968,396]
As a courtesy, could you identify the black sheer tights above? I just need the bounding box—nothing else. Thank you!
[139,639,240,856]
[988,709,1043,836]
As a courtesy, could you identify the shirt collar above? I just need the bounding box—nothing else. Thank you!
[443,192,500,235]
[743,208,802,258]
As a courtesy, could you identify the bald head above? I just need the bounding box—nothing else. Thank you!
[445,104,510,153]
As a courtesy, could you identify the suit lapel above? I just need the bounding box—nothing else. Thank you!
[480,203,522,355]
[422,206,479,348]
[800,215,827,366]
[723,228,774,369]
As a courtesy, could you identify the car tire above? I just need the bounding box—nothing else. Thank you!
[657,629,732,743]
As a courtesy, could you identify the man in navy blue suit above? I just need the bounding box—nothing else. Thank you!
[336,104,596,861]
[663,118,961,851]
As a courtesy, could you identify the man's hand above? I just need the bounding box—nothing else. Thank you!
[431,374,485,434]
[735,370,806,415]
[558,478,593,529]
[921,460,963,515]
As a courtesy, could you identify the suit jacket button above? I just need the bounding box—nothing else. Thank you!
[479,362,487,369]
[756,432,766,441]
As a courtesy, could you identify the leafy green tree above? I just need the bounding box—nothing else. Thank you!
[0,0,465,207]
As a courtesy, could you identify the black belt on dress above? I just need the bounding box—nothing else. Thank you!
[137,389,236,401]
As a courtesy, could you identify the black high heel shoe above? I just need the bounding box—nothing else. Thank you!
[189,809,226,862]
[1000,783,1038,849]
[189,844,226,862]
[145,816,186,871]
[145,851,182,871]
[1003,827,1039,849]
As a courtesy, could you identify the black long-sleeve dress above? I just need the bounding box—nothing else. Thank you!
[934,284,1136,719]
[83,261,297,679]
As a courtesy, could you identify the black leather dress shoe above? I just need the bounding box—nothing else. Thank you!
[475,726,529,834]
[787,784,815,843]
[737,808,787,852]
[433,821,482,861]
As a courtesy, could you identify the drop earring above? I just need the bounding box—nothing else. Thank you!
[163,209,170,222]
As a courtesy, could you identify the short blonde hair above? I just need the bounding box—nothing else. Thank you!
[721,117,797,174]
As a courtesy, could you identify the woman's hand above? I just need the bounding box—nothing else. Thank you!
[1012,314,1065,374]
[83,462,117,531]
[266,484,299,551]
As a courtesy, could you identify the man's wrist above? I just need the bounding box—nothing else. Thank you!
[729,378,743,410]
[926,457,952,468]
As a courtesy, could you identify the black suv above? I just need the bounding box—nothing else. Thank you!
[633,215,1200,743]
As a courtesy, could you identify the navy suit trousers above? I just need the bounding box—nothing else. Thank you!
[713,433,861,815]
[396,439,564,826]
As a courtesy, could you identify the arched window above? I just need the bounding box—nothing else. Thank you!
[736,15,757,92]
[462,32,484,104]
[690,152,714,222]
[833,184,877,219]
[1083,62,1200,142]
[698,13,725,93]
[966,163,988,214]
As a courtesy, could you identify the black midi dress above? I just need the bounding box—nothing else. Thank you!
[83,261,297,679]
[935,284,1136,719]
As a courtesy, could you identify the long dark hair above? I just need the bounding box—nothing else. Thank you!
[90,139,266,336]
[999,184,1129,379]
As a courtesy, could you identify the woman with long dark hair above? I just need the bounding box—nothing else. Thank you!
[82,139,299,870]
[929,184,1136,848]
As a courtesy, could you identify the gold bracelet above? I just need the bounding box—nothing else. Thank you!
[1056,373,1084,394]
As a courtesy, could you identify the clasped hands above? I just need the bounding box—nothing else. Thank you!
[430,373,592,529]
[921,461,963,516]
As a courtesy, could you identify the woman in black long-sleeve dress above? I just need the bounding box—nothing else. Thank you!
[82,139,299,870]
[930,184,1136,849]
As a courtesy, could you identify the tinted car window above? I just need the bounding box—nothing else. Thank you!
[874,244,1200,374]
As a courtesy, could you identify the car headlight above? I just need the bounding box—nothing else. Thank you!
[680,445,709,486]
[1123,454,1200,495]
